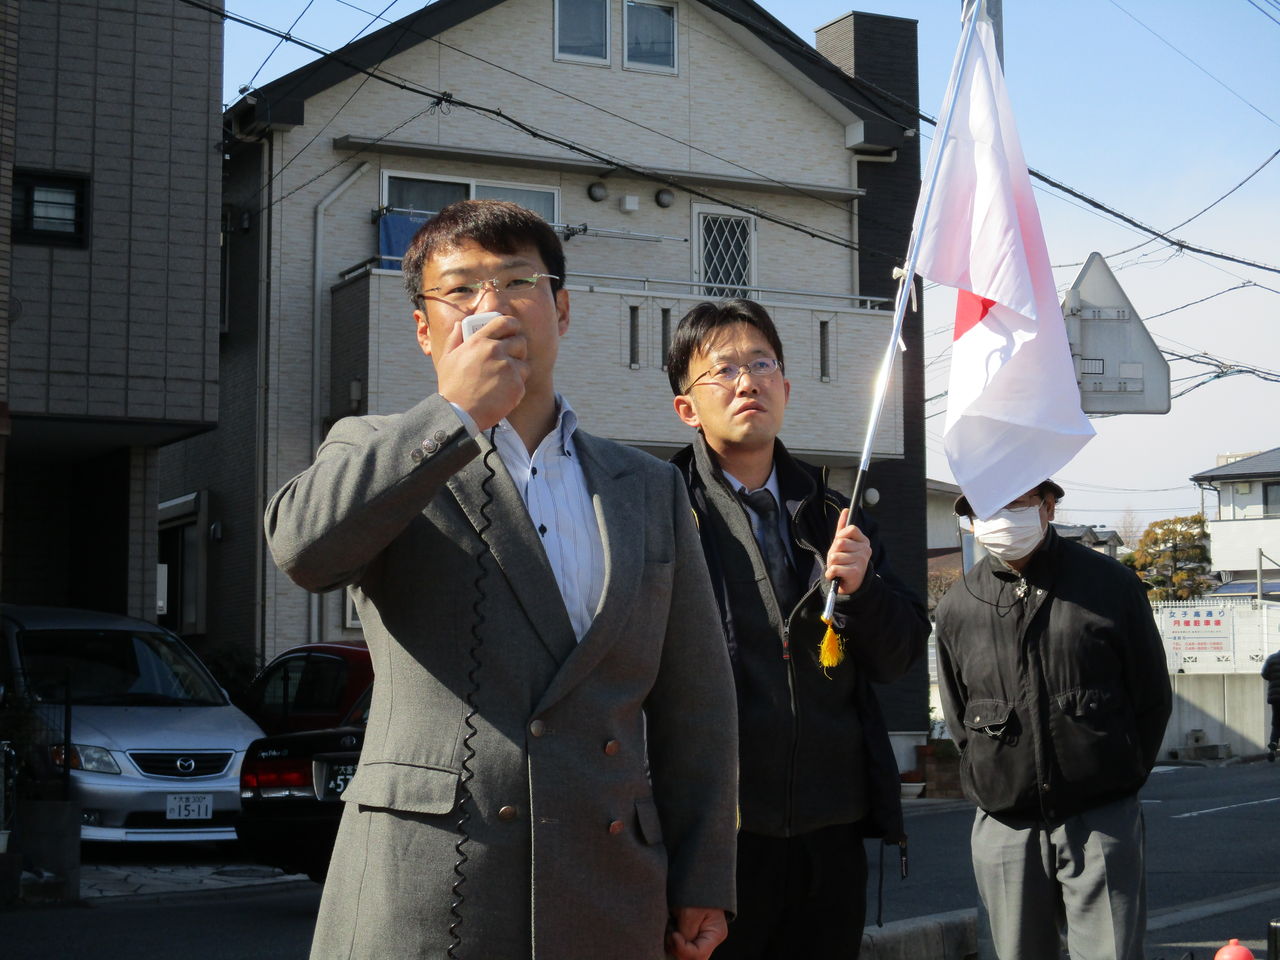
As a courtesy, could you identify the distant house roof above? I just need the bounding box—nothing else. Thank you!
[1190,447,1280,484]
[1052,523,1098,544]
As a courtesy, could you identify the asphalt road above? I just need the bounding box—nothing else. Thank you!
[0,760,1277,959]
[883,759,1280,958]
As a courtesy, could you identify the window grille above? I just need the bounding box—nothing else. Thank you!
[700,214,752,298]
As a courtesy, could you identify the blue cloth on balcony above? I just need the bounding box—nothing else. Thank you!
[379,213,430,271]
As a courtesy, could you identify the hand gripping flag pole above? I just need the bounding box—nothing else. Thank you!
[818,0,986,667]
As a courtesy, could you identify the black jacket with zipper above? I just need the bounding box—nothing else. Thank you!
[935,526,1172,823]
[672,434,929,843]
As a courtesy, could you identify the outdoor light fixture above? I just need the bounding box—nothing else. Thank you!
[654,188,675,208]
[587,181,609,202]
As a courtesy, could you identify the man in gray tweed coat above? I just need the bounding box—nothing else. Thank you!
[266,200,738,960]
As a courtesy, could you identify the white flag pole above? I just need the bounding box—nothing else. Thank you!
[819,0,987,628]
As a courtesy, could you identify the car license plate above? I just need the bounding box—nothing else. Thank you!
[166,793,213,820]
[323,763,357,800]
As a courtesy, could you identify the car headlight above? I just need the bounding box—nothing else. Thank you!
[52,743,122,775]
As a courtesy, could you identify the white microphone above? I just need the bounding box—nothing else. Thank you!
[461,310,502,341]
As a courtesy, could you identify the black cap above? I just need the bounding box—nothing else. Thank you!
[954,479,1065,518]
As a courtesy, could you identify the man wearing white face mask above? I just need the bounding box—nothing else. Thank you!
[934,481,1171,960]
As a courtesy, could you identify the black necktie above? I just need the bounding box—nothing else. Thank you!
[742,488,801,614]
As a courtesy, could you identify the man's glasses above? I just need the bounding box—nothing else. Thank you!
[415,273,559,310]
[687,357,782,390]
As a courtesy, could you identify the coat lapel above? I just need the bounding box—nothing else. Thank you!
[446,433,577,666]
[534,431,643,714]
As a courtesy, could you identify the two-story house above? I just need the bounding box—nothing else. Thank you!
[2,0,222,622]
[1191,447,1280,598]
[159,0,928,725]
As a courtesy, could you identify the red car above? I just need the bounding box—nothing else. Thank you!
[236,686,369,882]
[238,641,372,736]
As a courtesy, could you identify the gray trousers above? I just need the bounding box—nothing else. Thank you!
[971,794,1146,960]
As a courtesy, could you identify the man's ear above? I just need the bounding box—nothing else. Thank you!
[414,309,432,357]
[555,287,570,336]
[1044,496,1057,522]
[673,393,700,430]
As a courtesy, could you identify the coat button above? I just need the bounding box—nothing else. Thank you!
[529,720,546,737]
[607,820,624,835]
[603,739,620,756]
[497,805,517,821]
[410,448,425,463]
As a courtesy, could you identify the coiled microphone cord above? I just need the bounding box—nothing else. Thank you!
[448,426,499,958]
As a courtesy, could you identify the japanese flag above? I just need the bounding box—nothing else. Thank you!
[914,4,1094,520]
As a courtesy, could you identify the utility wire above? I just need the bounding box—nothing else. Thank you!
[208,0,1280,280]
[243,0,316,93]
[260,1,406,202]
[194,0,903,260]
[1243,0,1280,28]
[1052,145,1280,269]
[1144,282,1257,322]
[1109,0,1279,128]
[323,0,872,226]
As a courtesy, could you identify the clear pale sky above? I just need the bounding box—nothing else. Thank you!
[221,0,1280,537]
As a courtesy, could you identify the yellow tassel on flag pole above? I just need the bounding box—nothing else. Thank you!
[819,619,844,668]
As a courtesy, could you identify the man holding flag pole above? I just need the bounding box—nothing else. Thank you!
[918,3,1171,959]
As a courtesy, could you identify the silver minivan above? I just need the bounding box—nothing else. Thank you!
[1,605,263,842]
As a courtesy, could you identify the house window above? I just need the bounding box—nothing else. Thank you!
[12,170,88,246]
[556,0,609,62]
[696,207,754,298]
[1265,482,1280,517]
[380,174,558,268]
[1080,358,1104,375]
[625,0,676,71]
[819,320,831,381]
[660,307,672,369]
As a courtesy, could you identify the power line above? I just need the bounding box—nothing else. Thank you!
[321,0,874,227]
[1109,0,1279,128]
[1244,0,1280,27]
[243,0,316,93]
[1144,282,1258,322]
[197,0,902,259]
[210,0,1280,283]
[1051,145,1280,269]
[258,1,408,204]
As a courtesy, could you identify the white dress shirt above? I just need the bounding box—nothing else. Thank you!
[450,396,605,642]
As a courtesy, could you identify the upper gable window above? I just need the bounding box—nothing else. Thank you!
[556,0,609,63]
[625,0,676,72]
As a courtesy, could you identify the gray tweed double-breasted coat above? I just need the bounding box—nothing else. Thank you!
[265,394,739,959]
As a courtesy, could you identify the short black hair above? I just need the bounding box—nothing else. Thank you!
[401,199,565,304]
[666,299,785,394]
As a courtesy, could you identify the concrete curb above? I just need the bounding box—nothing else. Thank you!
[860,908,977,960]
